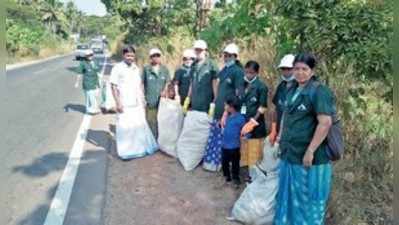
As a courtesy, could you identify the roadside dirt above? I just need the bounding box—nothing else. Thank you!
[103,130,246,225]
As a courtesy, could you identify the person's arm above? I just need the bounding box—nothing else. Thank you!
[303,115,332,167]
[241,84,268,136]
[109,65,123,113]
[234,68,245,97]
[212,78,218,103]
[211,61,219,103]
[252,84,268,121]
[303,85,335,167]
[161,67,171,97]
[111,84,123,113]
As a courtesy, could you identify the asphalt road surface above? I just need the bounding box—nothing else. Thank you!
[2,54,110,225]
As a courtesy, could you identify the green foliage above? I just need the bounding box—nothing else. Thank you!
[6,19,44,54]
[273,0,393,81]
[101,0,196,43]
[200,0,272,52]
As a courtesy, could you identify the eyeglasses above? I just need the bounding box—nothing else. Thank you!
[194,48,205,52]
[150,54,161,58]
[183,57,195,61]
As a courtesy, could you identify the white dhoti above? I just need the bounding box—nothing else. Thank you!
[116,106,158,160]
[84,89,100,114]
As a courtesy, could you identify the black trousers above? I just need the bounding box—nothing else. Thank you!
[222,148,240,181]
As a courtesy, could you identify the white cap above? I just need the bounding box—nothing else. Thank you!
[193,40,207,49]
[223,43,239,55]
[278,54,295,68]
[183,49,196,58]
[149,48,162,56]
[84,49,94,56]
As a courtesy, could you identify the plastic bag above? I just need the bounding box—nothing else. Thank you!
[157,97,184,157]
[176,111,211,171]
[231,137,280,225]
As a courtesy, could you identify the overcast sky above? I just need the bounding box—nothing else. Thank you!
[61,0,107,16]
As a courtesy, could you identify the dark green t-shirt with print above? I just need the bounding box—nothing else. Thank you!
[279,77,336,165]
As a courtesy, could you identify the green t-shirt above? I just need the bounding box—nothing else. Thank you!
[173,65,192,100]
[142,64,170,108]
[190,58,219,113]
[214,63,245,120]
[279,77,336,165]
[240,77,268,138]
[79,60,100,90]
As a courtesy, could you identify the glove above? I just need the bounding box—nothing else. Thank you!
[268,122,277,146]
[183,97,190,113]
[241,118,259,136]
[208,103,215,118]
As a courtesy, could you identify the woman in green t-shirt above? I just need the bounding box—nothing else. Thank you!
[274,53,336,225]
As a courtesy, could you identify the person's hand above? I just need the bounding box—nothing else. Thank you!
[116,102,124,113]
[241,118,259,136]
[220,112,228,128]
[268,122,277,146]
[303,149,314,167]
[208,103,215,118]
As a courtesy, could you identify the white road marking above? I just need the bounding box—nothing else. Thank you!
[33,68,51,74]
[43,56,108,225]
[42,114,92,225]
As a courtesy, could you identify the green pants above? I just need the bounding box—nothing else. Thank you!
[146,107,158,139]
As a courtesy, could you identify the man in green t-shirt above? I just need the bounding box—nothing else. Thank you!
[185,40,219,115]
[76,49,101,115]
[142,48,170,138]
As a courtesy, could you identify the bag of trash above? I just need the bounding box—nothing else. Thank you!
[176,111,211,171]
[157,97,184,157]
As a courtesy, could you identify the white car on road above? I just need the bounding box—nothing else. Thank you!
[75,44,91,60]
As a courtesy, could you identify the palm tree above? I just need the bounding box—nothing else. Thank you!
[37,0,68,36]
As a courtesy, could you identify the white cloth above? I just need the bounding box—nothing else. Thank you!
[115,106,158,159]
[176,111,211,171]
[100,80,116,111]
[231,137,280,225]
[109,62,145,107]
[84,89,100,114]
[157,97,184,157]
[110,61,157,159]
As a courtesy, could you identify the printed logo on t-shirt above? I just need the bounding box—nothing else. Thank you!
[297,104,307,111]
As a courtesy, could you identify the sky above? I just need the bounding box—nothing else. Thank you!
[61,0,107,17]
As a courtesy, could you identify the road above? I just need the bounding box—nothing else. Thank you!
[2,54,110,225]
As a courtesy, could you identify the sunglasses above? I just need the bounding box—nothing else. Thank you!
[151,54,161,58]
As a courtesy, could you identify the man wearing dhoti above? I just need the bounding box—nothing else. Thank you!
[110,45,158,160]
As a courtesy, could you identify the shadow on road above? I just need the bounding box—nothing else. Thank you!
[13,149,107,225]
[12,152,68,177]
[86,128,118,159]
[64,104,86,114]
[66,66,81,75]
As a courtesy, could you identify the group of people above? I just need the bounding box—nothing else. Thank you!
[78,39,337,225]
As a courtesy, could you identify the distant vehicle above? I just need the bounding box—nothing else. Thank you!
[75,44,91,60]
[91,41,105,54]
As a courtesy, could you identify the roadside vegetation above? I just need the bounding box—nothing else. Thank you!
[6,0,119,64]
[103,0,393,224]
